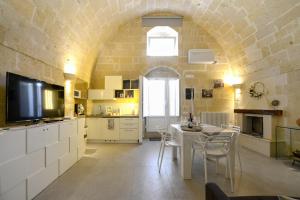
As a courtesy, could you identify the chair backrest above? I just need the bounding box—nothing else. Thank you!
[221,124,240,133]
[195,132,235,154]
[201,112,229,127]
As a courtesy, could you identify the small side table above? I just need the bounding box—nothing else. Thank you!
[275,125,300,159]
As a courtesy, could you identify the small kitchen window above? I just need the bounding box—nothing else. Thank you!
[147,26,178,57]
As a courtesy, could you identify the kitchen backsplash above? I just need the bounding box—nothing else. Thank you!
[92,103,139,116]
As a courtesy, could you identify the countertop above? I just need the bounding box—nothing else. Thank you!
[86,115,139,118]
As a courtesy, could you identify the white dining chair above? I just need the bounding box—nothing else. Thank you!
[192,133,235,192]
[221,124,242,173]
[157,131,181,173]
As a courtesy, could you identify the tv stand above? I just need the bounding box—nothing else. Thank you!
[43,118,64,123]
[24,120,42,126]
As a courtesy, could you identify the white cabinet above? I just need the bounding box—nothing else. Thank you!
[27,161,58,200]
[88,89,114,100]
[119,128,139,140]
[87,118,103,140]
[0,129,26,164]
[77,118,86,159]
[59,120,77,140]
[102,118,119,140]
[87,118,119,140]
[0,181,26,200]
[105,76,122,90]
[27,124,59,153]
[119,118,139,141]
[0,118,82,200]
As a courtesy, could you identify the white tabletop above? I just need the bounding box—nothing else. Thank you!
[171,123,236,136]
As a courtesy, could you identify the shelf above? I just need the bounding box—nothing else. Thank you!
[122,79,139,90]
[234,109,283,116]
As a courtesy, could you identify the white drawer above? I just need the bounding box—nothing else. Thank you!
[120,118,138,129]
[27,148,45,177]
[0,129,26,164]
[46,142,60,166]
[0,181,26,200]
[27,161,58,200]
[59,150,77,175]
[120,118,139,124]
[27,126,46,154]
[27,125,58,154]
[0,156,27,194]
[119,128,138,140]
[59,120,77,140]
[45,125,59,146]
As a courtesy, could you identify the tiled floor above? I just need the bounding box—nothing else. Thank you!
[35,140,300,200]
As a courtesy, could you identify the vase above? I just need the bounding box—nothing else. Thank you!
[296,118,300,127]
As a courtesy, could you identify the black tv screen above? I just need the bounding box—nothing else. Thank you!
[6,72,65,123]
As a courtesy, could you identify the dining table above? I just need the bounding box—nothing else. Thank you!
[170,123,237,180]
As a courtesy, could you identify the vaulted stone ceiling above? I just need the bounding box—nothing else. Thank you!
[0,0,299,82]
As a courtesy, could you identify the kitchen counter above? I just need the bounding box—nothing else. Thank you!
[86,115,139,118]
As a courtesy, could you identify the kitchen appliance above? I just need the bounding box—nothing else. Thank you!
[75,104,85,115]
[6,72,65,123]
[74,90,81,98]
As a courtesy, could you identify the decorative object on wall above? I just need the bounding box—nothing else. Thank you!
[296,118,300,127]
[202,89,213,98]
[249,82,265,98]
[271,100,280,107]
[213,79,224,88]
[185,88,194,100]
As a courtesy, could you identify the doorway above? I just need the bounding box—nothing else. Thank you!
[142,67,180,139]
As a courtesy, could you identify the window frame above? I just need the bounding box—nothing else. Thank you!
[146,26,179,57]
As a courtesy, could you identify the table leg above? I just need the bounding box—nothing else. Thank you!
[172,146,177,160]
[230,134,236,181]
[181,135,193,179]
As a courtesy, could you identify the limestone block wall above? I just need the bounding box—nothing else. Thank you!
[0,44,75,127]
[91,16,234,117]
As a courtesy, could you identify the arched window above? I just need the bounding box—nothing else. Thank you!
[147,26,178,56]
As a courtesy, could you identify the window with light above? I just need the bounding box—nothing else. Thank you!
[147,26,178,56]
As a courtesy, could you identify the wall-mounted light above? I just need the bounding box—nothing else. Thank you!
[64,58,76,75]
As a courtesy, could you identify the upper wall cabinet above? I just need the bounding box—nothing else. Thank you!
[88,89,114,100]
[105,76,122,90]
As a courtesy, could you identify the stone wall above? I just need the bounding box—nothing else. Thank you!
[0,44,75,126]
[91,16,234,119]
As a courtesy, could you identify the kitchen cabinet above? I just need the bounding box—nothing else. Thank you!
[87,118,119,140]
[119,118,139,140]
[87,117,139,141]
[87,118,102,140]
[88,89,114,100]
[105,76,122,90]
[102,118,119,140]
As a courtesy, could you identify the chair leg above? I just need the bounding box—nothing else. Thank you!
[216,158,219,174]
[227,155,234,193]
[225,159,228,178]
[192,148,195,162]
[159,143,166,173]
[237,147,243,174]
[203,153,208,183]
[157,141,163,166]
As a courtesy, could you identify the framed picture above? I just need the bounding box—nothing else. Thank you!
[202,89,213,98]
[185,88,194,100]
[213,79,224,88]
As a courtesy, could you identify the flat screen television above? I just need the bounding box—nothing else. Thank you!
[6,72,65,123]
